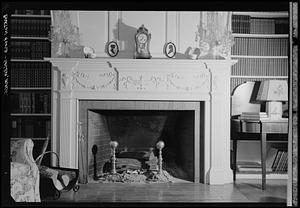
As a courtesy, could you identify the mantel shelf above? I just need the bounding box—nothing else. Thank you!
[45,57,237,63]
[45,58,238,73]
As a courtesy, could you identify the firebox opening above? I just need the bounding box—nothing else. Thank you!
[87,110,195,182]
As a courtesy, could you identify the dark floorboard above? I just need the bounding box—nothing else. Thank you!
[42,179,287,205]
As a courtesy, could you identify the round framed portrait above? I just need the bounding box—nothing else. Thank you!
[164,42,176,58]
[106,41,119,57]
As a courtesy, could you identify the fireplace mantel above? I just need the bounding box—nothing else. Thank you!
[46,57,237,185]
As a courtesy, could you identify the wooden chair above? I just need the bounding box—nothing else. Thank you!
[231,81,261,118]
[231,81,261,181]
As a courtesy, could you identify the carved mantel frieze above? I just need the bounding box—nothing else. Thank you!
[118,71,210,92]
[46,58,236,94]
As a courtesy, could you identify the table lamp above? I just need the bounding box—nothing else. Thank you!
[256,80,288,120]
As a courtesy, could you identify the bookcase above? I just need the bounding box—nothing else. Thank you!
[10,9,52,165]
[230,11,289,178]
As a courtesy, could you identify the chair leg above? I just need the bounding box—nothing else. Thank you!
[261,133,267,190]
[233,138,237,182]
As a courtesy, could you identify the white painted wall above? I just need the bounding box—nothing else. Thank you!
[66,11,202,58]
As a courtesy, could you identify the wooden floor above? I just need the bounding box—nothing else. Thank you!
[43,179,287,205]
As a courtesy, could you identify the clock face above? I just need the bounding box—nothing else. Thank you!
[137,33,147,44]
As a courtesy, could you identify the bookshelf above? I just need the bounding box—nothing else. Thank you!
[10,9,52,165]
[231,11,289,91]
[230,11,289,178]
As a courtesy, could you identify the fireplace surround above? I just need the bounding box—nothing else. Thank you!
[46,58,237,185]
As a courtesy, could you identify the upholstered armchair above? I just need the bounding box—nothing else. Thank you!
[10,139,41,202]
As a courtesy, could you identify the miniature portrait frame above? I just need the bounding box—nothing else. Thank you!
[106,41,119,57]
[164,42,176,58]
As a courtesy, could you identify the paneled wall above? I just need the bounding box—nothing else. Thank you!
[68,11,202,58]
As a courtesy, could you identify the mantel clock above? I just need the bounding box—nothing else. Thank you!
[134,24,151,59]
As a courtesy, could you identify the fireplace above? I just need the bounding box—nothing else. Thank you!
[46,58,236,185]
[80,101,202,183]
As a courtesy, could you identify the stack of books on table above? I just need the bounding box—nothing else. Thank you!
[237,161,272,173]
[237,146,287,174]
[238,112,269,120]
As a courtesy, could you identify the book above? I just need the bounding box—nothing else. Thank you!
[266,147,279,170]
[236,161,273,172]
[276,151,287,173]
[237,161,261,168]
[282,152,288,172]
[239,112,269,120]
[11,120,18,138]
[272,150,283,171]
[241,112,267,116]
[237,167,273,173]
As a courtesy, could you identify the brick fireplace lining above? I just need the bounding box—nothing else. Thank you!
[79,100,204,184]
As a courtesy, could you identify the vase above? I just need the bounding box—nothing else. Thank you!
[198,42,225,60]
[207,44,224,59]
[57,42,70,58]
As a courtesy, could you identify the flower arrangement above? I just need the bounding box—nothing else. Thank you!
[195,12,234,59]
[50,11,81,57]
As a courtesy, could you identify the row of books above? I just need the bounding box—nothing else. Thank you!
[232,58,288,76]
[13,10,50,15]
[272,149,288,173]
[236,147,288,174]
[11,118,51,138]
[11,62,51,88]
[11,18,51,37]
[238,112,268,120]
[272,18,290,34]
[232,15,252,34]
[232,15,289,34]
[11,92,51,114]
[249,18,289,34]
[10,40,51,59]
[232,37,288,56]
[230,77,287,93]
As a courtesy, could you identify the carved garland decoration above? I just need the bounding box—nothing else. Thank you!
[120,72,210,91]
[72,71,117,90]
[61,69,210,92]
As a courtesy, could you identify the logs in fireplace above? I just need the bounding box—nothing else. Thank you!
[91,141,185,183]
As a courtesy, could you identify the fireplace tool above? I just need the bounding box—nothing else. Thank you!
[92,145,98,180]
[78,121,85,180]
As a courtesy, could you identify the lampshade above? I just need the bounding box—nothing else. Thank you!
[256,80,288,102]
[256,80,288,120]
